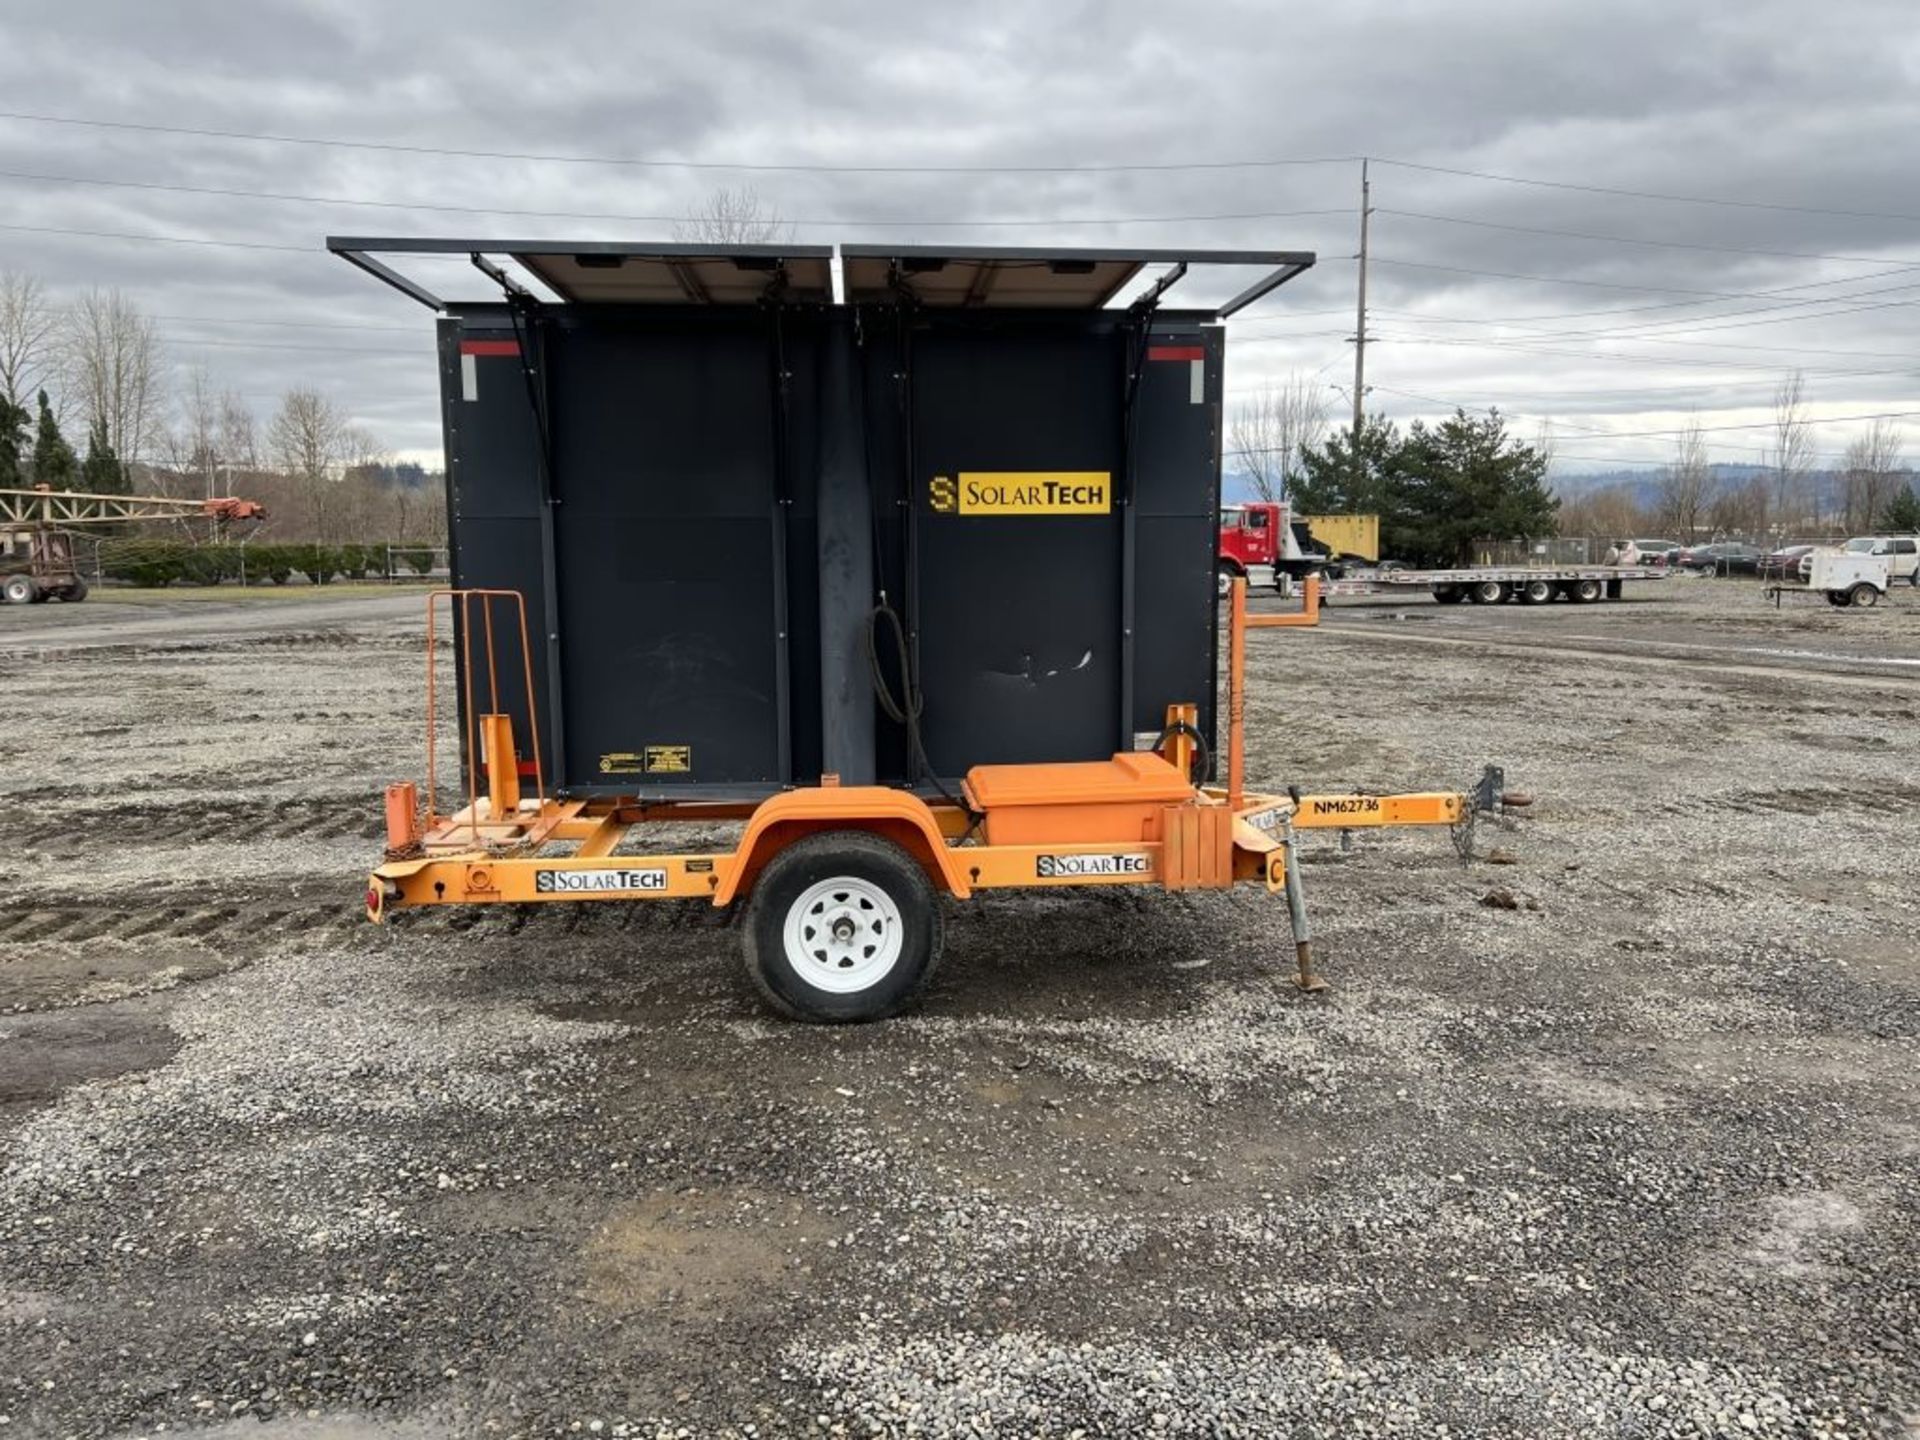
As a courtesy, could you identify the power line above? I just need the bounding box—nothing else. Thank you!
[155,312,419,334]
[1370,254,1890,302]
[1369,307,1920,362]
[1366,332,1918,379]
[0,109,1362,175]
[1372,157,1920,222]
[0,220,311,252]
[1349,260,1920,329]
[1377,207,1916,266]
[0,166,1358,229]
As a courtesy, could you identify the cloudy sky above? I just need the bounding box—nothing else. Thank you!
[2,0,1916,474]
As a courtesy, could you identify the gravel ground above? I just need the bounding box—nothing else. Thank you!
[2,582,1917,1439]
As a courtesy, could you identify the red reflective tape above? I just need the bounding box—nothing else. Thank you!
[516,759,539,777]
[1147,345,1205,362]
[460,340,520,357]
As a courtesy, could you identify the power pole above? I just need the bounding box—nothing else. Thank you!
[1351,158,1371,452]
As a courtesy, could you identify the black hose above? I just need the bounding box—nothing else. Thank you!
[1154,719,1211,785]
[865,598,982,824]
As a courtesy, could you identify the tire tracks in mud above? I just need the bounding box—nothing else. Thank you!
[1313,617,1920,689]
[16,794,384,850]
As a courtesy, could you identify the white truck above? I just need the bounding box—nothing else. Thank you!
[1839,535,1919,586]
[1805,550,1894,608]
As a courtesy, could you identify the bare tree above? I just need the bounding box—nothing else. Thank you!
[1557,482,1646,543]
[67,289,166,473]
[1711,472,1770,539]
[1656,416,1715,538]
[671,187,793,245]
[169,366,224,499]
[0,271,61,412]
[268,388,348,540]
[1767,370,1817,533]
[1840,419,1904,533]
[220,391,259,477]
[1230,376,1328,503]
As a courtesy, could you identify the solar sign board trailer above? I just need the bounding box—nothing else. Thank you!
[335,237,1519,1025]
[332,237,1313,801]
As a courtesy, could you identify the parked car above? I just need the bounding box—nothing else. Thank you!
[1841,535,1920,585]
[1631,539,1683,565]
[1759,544,1817,580]
[1677,542,1765,575]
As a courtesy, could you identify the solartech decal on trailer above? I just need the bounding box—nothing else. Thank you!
[534,869,669,894]
[1036,853,1152,878]
[930,472,1112,516]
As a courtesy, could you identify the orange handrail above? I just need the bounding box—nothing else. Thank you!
[423,589,544,842]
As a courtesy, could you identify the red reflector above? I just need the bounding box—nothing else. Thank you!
[1147,345,1205,362]
[459,340,520,357]
[516,760,538,777]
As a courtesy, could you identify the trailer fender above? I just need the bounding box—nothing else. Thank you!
[716,787,972,906]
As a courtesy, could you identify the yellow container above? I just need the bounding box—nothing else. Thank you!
[1301,513,1380,562]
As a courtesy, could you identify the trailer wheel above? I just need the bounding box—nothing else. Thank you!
[3,575,38,605]
[1468,580,1508,604]
[1849,583,1880,609]
[744,830,941,1023]
[1431,584,1466,604]
[61,578,87,602]
[1571,578,1603,604]
[1518,579,1553,604]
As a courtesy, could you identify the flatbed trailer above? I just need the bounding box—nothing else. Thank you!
[1362,565,1661,605]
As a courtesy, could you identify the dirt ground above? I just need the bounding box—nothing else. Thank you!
[2,580,1917,1439]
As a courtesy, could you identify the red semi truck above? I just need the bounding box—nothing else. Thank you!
[1217,501,1327,595]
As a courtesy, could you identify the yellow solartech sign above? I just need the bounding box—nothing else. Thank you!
[930,472,1112,515]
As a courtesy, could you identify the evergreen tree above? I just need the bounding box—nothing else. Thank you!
[1294,408,1557,566]
[81,415,128,495]
[1395,410,1558,566]
[1291,415,1405,517]
[30,391,79,491]
[0,395,27,489]
[1879,483,1920,533]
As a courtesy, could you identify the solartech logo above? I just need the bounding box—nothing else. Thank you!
[930,472,1112,516]
[1036,853,1152,879]
[534,868,668,894]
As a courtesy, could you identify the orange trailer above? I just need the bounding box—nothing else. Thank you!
[368,577,1500,1021]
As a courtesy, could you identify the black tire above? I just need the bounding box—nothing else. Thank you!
[1850,583,1879,609]
[1571,578,1603,604]
[1431,584,1467,605]
[744,831,942,1023]
[1518,579,1553,604]
[1468,580,1508,604]
[3,574,38,605]
[1216,562,1243,601]
[62,578,87,602]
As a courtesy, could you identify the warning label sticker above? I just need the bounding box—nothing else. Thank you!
[931,472,1111,516]
[598,746,693,776]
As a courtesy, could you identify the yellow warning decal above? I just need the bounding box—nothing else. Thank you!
[598,746,692,776]
[932,472,1112,515]
[643,745,692,774]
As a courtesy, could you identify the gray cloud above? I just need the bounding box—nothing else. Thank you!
[0,0,1914,471]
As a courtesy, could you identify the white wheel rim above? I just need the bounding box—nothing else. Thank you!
[782,875,905,994]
